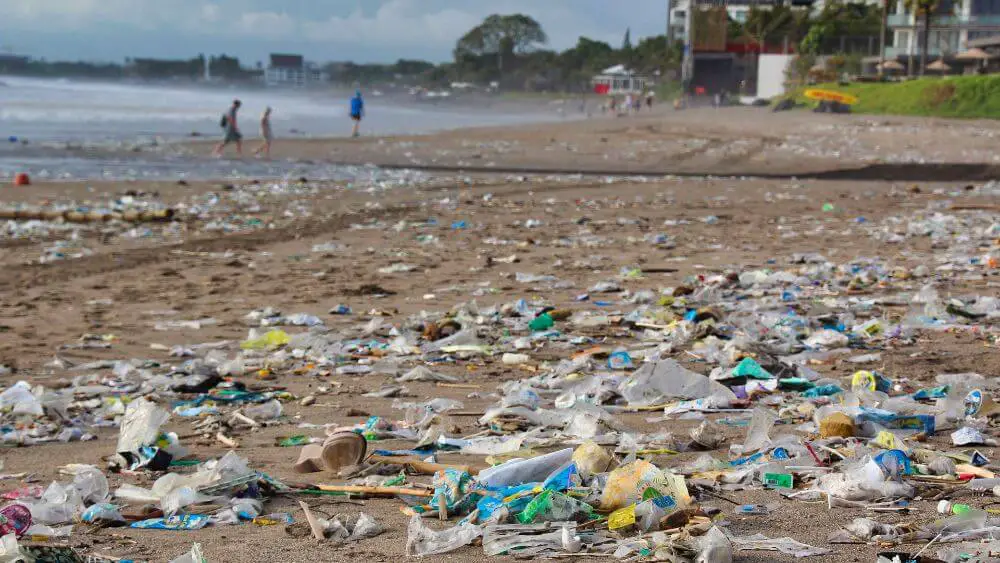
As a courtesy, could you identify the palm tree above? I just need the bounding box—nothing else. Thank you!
[903,0,957,76]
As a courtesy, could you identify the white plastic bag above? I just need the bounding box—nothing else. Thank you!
[406,515,481,556]
[117,397,170,453]
[169,543,207,563]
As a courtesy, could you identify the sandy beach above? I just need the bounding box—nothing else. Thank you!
[2,107,1000,562]
[177,105,1000,178]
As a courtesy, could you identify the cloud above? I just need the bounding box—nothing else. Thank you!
[301,0,481,52]
[235,11,297,38]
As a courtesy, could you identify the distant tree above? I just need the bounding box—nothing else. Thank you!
[622,27,634,66]
[392,59,435,76]
[454,14,548,76]
[799,1,883,55]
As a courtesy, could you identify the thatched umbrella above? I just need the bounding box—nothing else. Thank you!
[927,59,951,73]
[955,47,993,60]
[878,59,905,72]
[956,48,994,73]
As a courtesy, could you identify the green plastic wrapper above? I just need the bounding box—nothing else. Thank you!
[516,490,592,524]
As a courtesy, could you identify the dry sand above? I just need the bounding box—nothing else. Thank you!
[1,108,999,562]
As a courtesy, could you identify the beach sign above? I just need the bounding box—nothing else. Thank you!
[803,89,859,106]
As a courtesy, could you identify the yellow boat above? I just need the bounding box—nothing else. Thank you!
[803,88,859,105]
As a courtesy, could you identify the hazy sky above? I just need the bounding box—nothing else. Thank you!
[0,0,671,64]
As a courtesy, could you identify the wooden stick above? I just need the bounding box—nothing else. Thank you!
[216,432,238,448]
[438,492,448,521]
[366,455,473,475]
[316,484,433,497]
[436,382,481,389]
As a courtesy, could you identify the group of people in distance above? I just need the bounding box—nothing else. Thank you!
[212,90,366,158]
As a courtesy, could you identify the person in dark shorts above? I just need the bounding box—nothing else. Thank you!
[212,99,243,157]
[350,90,364,137]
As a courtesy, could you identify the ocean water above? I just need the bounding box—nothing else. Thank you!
[0,76,555,181]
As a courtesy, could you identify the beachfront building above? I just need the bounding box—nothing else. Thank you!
[668,0,818,43]
[592,65,649,94]
[887,0,1000,59]
[265,54,327,87]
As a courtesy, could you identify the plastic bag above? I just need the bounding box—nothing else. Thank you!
[397,366,458,383]
[731,534,830,558]
[0,382,42,417]
[81,503,125,524]
[351,512,383,541]
[117,398,170,454]
[131,514,211,530]
[244,399,282,421]
[240,329,290,350]
[618,359,736,407]
[696,526,734,563]
[599,460,670,511]
[0,534,23,563]
[571,441,612,477]
[405,515,481,556]
[741,408,778,454]
[517,490,592,524]
[477,449,573,489]
[168,543,207,563]
[71,466,109,504]
[483,523,578,557]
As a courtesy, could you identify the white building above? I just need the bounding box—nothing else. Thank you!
[888,0,1000,58]
[265,54,327,87]
[592,65,650,95]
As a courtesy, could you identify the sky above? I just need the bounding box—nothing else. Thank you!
[0,0,671,65]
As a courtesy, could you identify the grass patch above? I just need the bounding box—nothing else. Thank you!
[786,75,1000,118]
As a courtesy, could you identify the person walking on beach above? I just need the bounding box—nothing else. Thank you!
[350,90,365,137]
[253,106,273,159]
[213,99,243,157]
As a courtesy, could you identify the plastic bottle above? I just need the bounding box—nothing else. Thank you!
[937,500,971,515]
[966,478,1000,491]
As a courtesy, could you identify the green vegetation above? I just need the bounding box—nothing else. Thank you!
[791,75,1000,118]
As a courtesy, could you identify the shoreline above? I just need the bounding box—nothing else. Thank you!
[5,104,1000,185]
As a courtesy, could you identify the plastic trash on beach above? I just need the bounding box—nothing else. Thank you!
[405,515,481,556]
[116,397,170,454]
[477,449,573,489]
[696,527,734,563]
[0,382,43,417]
[740,408,778,454]
[483,522,581,557]
[0,534,23,563]
[618,358,736,407]
[168,543,207,563]
[731,534,830,558]
[244,399,283,421]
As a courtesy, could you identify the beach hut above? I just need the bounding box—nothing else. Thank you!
[592,65,649,95]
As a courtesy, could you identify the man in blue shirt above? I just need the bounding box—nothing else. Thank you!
[350,90,364,137]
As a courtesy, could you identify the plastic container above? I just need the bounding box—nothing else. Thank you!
[0,504,32,538]
[937,500,971,515]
